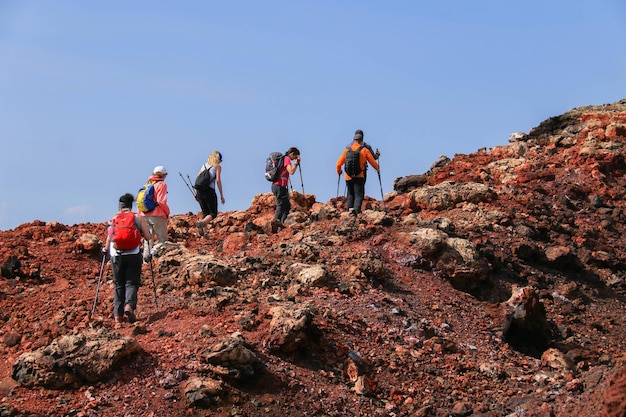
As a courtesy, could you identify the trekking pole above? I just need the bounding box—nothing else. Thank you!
[377,170,386,210]
[336,173,341,198]
[149,259,159,311]
[90,252,107,319]
[178,172,196,198]
[298,164,305,194]
[147,224,159,311]
[376,149,386,211]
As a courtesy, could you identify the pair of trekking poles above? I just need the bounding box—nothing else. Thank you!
[336,148,385,210]
[90,236,159,320]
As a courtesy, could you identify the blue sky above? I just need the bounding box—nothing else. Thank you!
[1,1,625,230]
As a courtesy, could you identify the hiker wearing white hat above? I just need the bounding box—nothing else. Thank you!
[138,165,170,260]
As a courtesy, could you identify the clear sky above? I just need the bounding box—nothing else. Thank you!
[1,1,625,231]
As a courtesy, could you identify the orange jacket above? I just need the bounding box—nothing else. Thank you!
[139,176,170,218]
[336,142,379,180]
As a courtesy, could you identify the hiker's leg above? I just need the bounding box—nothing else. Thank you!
[207,188,218,219]
[280,189,291,223]
[271,184,281,220]
[346,180,355,210]
[353,178,366,213]
[150,216,169,243]
[197,192,211,225]
[199,188,218,225]
[142,218,155,259]
[272,184,289,222]
[112,256,125,319]
[124,253,142,311]
[277,188,290,222]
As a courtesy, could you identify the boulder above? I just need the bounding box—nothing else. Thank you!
[12,328,142,389]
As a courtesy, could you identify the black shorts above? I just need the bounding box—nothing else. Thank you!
[197,187,218,218]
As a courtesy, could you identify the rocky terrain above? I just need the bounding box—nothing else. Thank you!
[1,99,625,417]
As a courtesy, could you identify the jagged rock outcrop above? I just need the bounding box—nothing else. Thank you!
[264,303,317,353]
[199,332,258,378]
[407,181,497,211]
[11,328,142,389]
[502,285,551,357]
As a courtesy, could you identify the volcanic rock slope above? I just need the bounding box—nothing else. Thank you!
[0,99,625,416]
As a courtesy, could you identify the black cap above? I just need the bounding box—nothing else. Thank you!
[118,193,134,209]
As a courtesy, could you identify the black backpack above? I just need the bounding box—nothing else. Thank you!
[194,165,214,191]
[344,145,364,177]
[265,152,284,182]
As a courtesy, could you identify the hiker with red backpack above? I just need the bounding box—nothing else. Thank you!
[193,151,225,237]
[137,166,170,260]
[336,130,380,215]
[268,147,301,224]
[103,193,152,326]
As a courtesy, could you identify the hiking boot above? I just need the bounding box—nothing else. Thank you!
[195,222,205,236]
[348,208,356,216]
[124,305,136,323]
[114,316,124,323]
[270,218,288,233]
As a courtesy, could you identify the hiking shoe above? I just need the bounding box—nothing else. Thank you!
[124,305,136,323]
[195,222,205,236]
[114,316,124,323]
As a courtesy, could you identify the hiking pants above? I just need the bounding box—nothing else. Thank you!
[111,253,142,319]
[143,216,168,258]
[346,177,366,213]
[272,184,290,223]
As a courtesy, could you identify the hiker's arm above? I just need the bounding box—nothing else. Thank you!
[102,222,113,253]
[156,183,170,217]
[215,165,225,204]
[336,150,347,174]
[366,151,380,171]
[287,158,299,175]
[365,143,378,159]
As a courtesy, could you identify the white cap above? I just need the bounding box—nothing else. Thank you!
[153,165,167,175]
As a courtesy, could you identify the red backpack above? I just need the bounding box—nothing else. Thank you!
[111,212,141,250]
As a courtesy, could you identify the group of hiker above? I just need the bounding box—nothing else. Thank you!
[266,129,381,223]
[99,129,380,326]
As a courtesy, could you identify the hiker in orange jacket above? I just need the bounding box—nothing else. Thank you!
[345,129,380,180]
[336,131,379,214]
[139,166,170,260]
